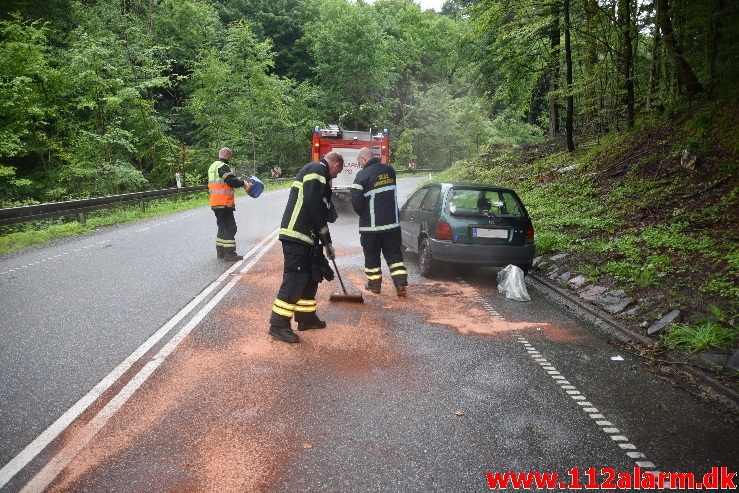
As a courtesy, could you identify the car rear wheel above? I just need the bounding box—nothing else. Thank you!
[516,263,531,276]
[418,238,437,277]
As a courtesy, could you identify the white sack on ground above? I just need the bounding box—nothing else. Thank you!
[497,264,531,302]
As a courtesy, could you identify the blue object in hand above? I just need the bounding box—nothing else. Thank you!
[246,176,264,198]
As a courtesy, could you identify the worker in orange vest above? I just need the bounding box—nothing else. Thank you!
[207,147,263,261]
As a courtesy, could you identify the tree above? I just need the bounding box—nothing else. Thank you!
[303,0,392,128]
[654,0,704,98]
[563,0,574,151]
[548,0,560,139]
[617,0,634,128]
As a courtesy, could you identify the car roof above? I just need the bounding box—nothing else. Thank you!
[425,182,516,193]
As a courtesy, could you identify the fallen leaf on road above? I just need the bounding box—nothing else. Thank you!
[303,443,313,449]
[455,409,463,417]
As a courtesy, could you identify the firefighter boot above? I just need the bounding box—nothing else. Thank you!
[221,247,244,261]
[216,245,225,259]
[365,278,381,294]
[268,325,300,343]
[393,275,408,298]
[296,312,327,331]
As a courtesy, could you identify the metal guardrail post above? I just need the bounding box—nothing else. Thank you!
[78,212,85,225]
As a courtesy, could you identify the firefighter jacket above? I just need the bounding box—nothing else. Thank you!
[350,157,400,234]
[208,159,246,209]
[279,160,334,246]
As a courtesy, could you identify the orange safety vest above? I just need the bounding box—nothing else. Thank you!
[208,160,235,208]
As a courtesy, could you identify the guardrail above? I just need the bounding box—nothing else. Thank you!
[0,185,207,226]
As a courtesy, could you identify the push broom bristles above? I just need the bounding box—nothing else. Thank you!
[328,258,364,303]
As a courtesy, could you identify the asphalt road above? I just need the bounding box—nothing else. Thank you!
[1,176,736,492]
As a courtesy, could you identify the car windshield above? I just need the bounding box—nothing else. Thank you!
[448,188,524,218]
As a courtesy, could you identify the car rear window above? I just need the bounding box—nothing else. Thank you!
[448,188,525,218]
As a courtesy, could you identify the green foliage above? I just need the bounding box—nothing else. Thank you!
[304,0,391,128]
[661,321,738,354]
[153,0,220,69]
[519,177,620,234]
[600,255,673,288]
[641,223,717,258]
[489,115,544,146]
[700,277,739,303]
[535,231,570,254]
[578,263,600,282]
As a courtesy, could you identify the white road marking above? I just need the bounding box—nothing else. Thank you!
[0,229,279,490]
[0,240,113,275]
[512,332,657,474]
[20,232,280,493]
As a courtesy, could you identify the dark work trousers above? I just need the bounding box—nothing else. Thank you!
[270,240,320,329]
[360,228,407,292]
[213,207,238,254]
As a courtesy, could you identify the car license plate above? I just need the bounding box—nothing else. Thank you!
[473,227,508,239]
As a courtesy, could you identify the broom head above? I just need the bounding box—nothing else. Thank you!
[329,291,364,303]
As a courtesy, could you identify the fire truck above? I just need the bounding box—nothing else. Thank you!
[311,124,390,200]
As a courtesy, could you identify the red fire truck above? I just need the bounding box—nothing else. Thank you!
[311,124,390,200]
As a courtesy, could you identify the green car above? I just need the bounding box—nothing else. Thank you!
[399,183,535,277]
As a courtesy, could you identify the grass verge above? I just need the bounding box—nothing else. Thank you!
[0,179,295,255]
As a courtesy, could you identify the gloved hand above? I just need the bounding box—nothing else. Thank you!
[324,243,335,261]
[245,176,264,198]
[318,226,331,245]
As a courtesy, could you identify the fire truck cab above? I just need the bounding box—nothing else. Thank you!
[311,124,390,200]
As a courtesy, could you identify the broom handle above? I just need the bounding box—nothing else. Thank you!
[331,258,349,295]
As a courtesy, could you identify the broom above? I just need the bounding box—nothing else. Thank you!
[328,258,364,303]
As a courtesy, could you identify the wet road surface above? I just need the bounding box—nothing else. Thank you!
[2,182,737,492]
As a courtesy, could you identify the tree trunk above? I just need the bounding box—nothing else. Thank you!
[564,0,575,152]
[617,0,635,128]
[584,0,598,124]
[585,0,598,68]
[646,25,661,110]
[548,0,560,139]
[706,0,724,97]
[655,0,705,97]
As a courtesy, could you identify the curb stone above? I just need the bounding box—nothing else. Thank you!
[528,273,739,413]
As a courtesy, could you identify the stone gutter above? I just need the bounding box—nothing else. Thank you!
[527,271,739,413]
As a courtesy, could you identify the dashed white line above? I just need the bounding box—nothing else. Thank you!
[1,240,112,275]
[466,282,660,474]
[512,332,659,475]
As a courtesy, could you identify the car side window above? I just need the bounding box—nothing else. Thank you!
[404,188,428,211]
[420,187,441,211]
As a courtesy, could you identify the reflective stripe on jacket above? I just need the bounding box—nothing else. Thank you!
[279,160,333,246]
[350,158,400,234]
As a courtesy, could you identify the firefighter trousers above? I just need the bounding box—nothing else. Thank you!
[213,207,238,254]
[360,229,407,292]
[270,241,321,329]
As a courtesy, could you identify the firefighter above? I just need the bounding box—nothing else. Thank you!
[208,147,263,261]
[268,151,344,343]
[350,147,408,297]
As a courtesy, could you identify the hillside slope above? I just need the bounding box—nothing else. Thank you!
[442,102,738,382]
